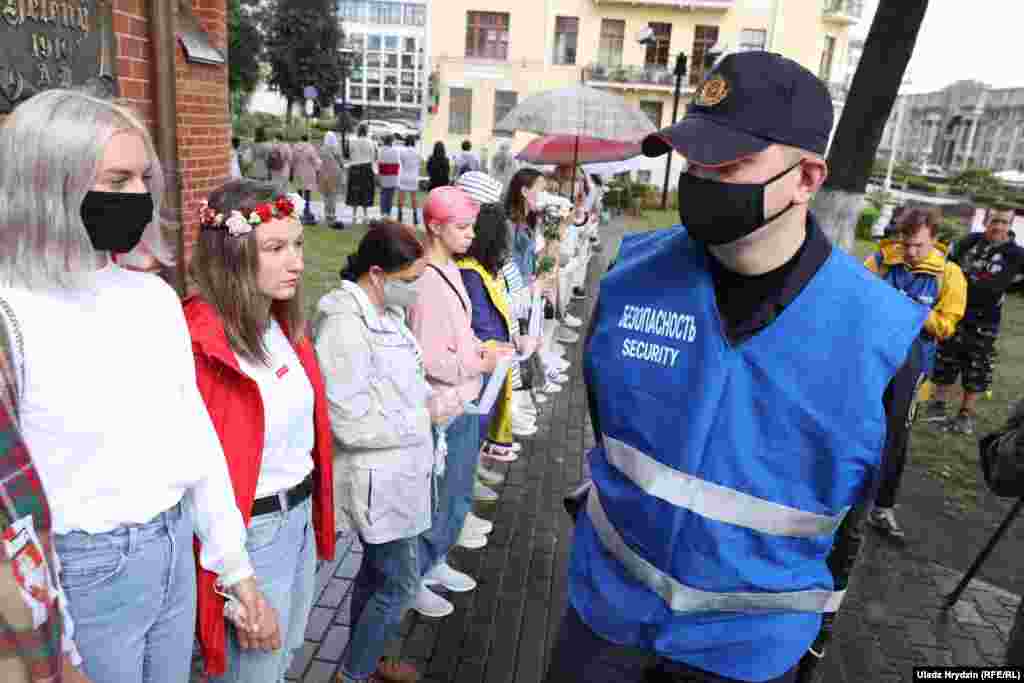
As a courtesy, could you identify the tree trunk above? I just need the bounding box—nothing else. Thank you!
[813,0,929,249]
[285,98,294,124]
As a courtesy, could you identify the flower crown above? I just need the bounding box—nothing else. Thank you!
[199,197,297,237]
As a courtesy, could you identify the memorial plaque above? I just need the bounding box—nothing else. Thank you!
[0,0,118,114]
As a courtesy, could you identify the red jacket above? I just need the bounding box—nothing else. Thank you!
[183,297,336,676]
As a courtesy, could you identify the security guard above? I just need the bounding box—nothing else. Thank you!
[545,52,928,683]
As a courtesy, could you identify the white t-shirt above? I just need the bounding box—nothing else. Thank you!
[236,319,316,499]
[2,264,252,583]
[398,147,422,191]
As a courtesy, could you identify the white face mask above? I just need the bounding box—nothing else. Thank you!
[382,278,419,308]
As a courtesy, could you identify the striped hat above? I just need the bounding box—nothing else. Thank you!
[455,171,503,205]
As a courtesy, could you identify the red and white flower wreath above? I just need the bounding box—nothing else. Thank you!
[199,197,297,237]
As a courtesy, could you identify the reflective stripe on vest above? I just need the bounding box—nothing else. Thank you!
[585,487,847,614]
[603,436,848,538]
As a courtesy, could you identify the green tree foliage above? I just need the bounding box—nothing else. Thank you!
[950,167,1001,195]
[228,0,263,115]
[264,0,344,123]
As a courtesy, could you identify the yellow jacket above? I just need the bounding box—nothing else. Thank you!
[863,239,967,341]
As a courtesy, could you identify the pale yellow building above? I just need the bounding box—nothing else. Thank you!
[423,0,861,186]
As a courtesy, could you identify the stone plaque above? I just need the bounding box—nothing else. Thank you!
[0,0,118,114]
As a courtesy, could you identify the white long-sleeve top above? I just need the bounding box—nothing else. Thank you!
[1,264,253,586]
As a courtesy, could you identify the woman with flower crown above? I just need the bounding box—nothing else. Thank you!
[184,178,337,683]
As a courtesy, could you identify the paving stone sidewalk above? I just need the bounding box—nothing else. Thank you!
[207,218,1021,683]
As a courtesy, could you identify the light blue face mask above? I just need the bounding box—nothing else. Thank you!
[382,278,419,308]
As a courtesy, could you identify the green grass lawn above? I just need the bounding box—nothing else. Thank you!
[302,222,370,315]
[613,208,1024,514]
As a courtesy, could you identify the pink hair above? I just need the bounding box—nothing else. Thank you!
[423,186,479,229]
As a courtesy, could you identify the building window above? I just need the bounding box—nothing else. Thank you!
[350,86,364,100]
[644,22,672,68]
[367,34,382,50]
[639,101,663,128]
[466,11,510,60]
[368,86,381,100]
[384,35,399,51]
[384,53,398,69]
[404,4,425,26]
[819,35,836,81]
[690,25,719,86]
[402,54,415,69]
[400,88,416,104]
[401,70,415,86]
[365,52,381,68]
[450,87,472,134]
[369,1,402,25]
[598,19,625,69]
[494,90,518,131]
[404,37,416,53]
[738,29,766,52]
[553,16,578,65]
[340,0,366,22]
[383,72,398,86]
[366,70,381,85]
[347,33,365,51]
[384,86,398,102]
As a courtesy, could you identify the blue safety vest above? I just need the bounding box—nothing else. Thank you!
[874,252,941,375]
[572,227,927,682]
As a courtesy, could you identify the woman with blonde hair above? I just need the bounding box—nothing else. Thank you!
[0,89,269,683]
[185,178,337,682]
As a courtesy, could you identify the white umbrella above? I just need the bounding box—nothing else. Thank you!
[495,85,656,200]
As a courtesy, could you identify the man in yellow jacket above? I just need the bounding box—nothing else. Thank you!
[863,207,967,539]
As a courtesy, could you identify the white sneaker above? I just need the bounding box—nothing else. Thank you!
[456,526,488,550]
[512,421,539,437]
[563,313,583,328]
[413,584,454,618]
[424,562,478,592]
[473,481,499,502]
[533,391,549,404]
[477,464,505,486]
[465,512,494,535]
[556,328,580,344]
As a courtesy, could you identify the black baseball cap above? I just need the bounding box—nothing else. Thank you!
[641,51,834,166]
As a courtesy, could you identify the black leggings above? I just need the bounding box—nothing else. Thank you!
[875,337,925,509]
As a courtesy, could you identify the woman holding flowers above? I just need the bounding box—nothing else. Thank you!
[185,179,336,683]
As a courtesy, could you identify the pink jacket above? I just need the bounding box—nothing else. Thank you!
[292,142,322,191]
[407,261,485,403]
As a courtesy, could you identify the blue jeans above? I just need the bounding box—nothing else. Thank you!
[212,496,316,683]
[55,500,196,683]
[380,187,396,218]
[418,412,480,574]
[545,607,798,683]
[343,536,421,678]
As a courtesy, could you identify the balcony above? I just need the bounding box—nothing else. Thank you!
[584,62,679,92]
[592,0,732,9]
[822,0,863,25]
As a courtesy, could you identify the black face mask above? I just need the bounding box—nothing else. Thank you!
[80,191,154,254]
[677,162,802,246]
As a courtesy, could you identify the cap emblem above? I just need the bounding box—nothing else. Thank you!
[696,75,730,107]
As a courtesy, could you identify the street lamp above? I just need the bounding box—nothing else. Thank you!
[337,48,353,158]
[638,28,688,210]
[884,75,913,192]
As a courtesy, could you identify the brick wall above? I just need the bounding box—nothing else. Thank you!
[116,0,230,269]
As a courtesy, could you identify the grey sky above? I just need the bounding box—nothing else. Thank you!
[854,1,1024,94]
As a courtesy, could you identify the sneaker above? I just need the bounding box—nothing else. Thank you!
[477,464,505,486]
[945,411,976,436]
[424,562,477,592]
[563,313,583,328]
[556,328,580,344]
[867,507,906,540]
[549,372,570,384]
[371,658,420,683]
[512,421,539,437]
[542,381,562,394]
[412,584,454,618]
[533,392,549,404]
[455,526,487,550]
[918,400,948,424]
[464,512,494,535]
[481,442,518,463]
[473,481,499,502]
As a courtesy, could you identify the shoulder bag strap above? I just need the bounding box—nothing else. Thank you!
[0,295,23,425]
[427,264,468,315]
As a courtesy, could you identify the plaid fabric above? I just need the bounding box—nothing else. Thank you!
[0,308,63,680]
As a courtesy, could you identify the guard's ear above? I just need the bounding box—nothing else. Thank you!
[796,156,828,203]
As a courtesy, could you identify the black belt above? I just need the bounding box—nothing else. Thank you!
[251,474,313,517]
